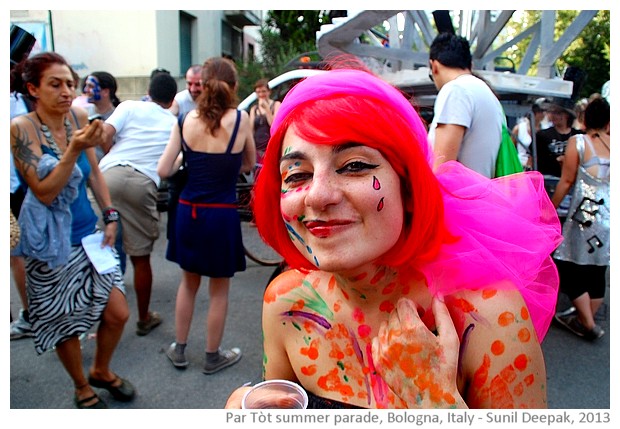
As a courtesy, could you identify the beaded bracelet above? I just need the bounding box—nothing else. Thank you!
[102,207,120,224]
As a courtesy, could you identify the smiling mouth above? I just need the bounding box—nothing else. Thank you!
[303,220,354,238]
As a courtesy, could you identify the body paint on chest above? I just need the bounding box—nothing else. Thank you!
[281,278,334,320]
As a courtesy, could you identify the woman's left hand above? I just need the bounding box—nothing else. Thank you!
[371,297,467,408]
[102,221,117,248]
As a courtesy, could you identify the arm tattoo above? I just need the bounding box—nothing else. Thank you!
[11,125,40,178]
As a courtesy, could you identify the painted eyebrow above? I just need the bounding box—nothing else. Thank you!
[279,142,364,164]
[280,151,306,164]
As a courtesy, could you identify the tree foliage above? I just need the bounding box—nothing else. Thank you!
[502,10,609,98]
[561,10,610,97]
[237,10,330,99]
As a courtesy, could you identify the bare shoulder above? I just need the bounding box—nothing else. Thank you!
[447,287,547,408]
[446,287,535,346]
[239,109,251,128]
[448,287,529,323]
[264,269,307,307]
[11,113,40,150]
[239,108,250,120]
[11,112,34,129]
[70,106,89,127]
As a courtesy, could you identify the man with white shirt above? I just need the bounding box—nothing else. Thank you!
[100,72,177,336]
[427,33,504,178]
[169,64,202,117]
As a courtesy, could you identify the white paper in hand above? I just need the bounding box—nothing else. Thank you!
[81,232,119,274]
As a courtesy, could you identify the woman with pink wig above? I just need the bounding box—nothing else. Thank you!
[226,60,562,409]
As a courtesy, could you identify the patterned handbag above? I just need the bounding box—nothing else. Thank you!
[10,209,20,250]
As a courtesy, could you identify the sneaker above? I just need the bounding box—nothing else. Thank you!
[555,313,604,340]
[136,311,162,336]
[166,342,189,369]
[10,309,33,340]
[203,348,242,375]
[586,324,605,340]
[555,306,577,318]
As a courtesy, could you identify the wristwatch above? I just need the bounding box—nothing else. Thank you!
[103,207,120,224]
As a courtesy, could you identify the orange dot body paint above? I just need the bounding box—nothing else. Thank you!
[513,382,524,397]
[498,311,515,327]
[317,368,355,399]
[518,327,531,343]
[514,354,529,371]
[491,340,505,355]
[291,299,305,311]
[329,342,346,360]
[301,365,317,376]
[520,306,530,320]
[328,275,337,291]
[301,339,320,360]
[524,374,535,386]
[452,298,476,313]
[482,289,497,299]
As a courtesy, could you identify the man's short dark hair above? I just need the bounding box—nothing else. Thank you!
[429,32,472,70]
[148,73,177,105]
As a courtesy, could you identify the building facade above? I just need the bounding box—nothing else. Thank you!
[10,10,263,100]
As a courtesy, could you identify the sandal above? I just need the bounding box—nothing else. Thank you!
[75,393,107,409]
[88,374,136,402]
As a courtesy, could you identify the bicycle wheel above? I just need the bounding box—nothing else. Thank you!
[241,221,282,266]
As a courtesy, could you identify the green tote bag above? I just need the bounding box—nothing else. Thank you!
[495,123,524,178]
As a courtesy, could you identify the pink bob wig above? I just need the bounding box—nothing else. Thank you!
[251,62,563,342]
[252,66,452,275]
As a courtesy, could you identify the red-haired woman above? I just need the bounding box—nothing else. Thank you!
[10,52,133,408]
[225,61,562,409]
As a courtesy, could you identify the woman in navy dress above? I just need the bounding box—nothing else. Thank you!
[158,57,255,374]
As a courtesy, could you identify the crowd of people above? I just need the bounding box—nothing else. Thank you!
[10,29,609,410]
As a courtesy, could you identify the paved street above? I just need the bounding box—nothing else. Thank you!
[9,212,610,411]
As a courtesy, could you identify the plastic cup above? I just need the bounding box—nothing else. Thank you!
[241,379,308,409]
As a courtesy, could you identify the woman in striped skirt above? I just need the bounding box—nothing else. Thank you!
[10,52,134,409]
